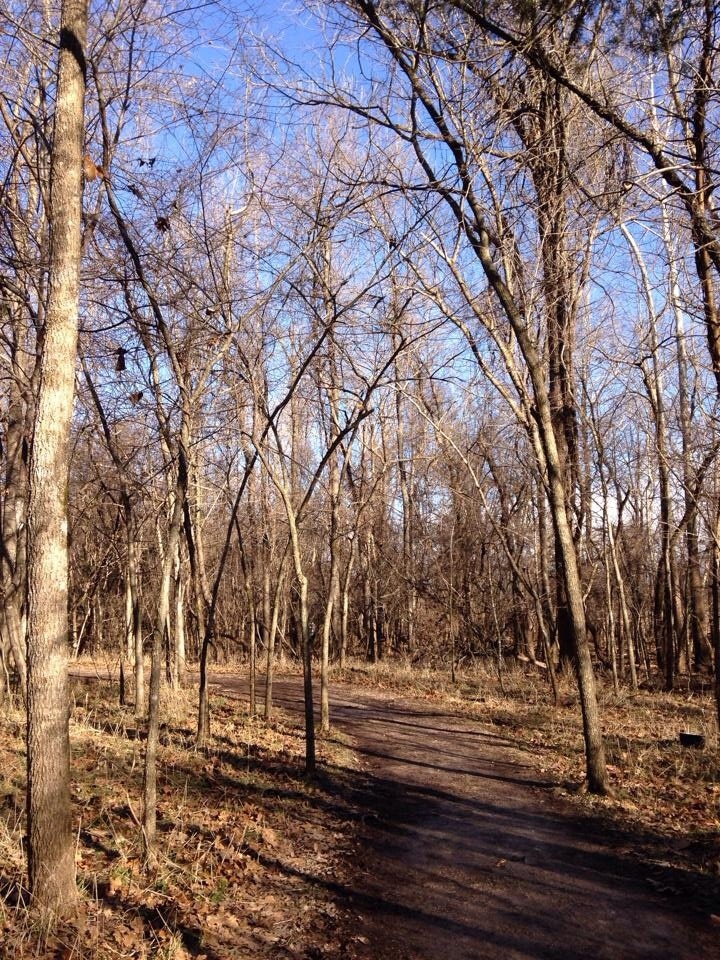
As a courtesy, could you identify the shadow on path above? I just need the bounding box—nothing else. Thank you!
[209,673,720,960]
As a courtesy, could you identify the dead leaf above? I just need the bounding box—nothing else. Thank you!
[262,826,279,848]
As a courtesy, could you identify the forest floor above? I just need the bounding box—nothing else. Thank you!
[0,660,718,958]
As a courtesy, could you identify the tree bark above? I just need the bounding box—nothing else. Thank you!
[127,520,144,717]
[339,535,356,667]
[26,0,87,912]
[252,444,317,772]
[663,208,713,673]
[142,462,185,861]
[264,565,285,721]
[174,548,186,686]
[713,500,720,730]
[1,364,29,698]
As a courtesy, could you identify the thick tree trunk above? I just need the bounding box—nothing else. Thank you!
[535,139,580,667]
[548,465,608,792]
[26,0,87,913]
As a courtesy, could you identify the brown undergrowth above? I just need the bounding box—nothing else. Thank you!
[2,658,718,955]
[0,678,360,959]
[335,659,720,885]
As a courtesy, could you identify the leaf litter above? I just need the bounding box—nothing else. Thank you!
[0,678,361,959]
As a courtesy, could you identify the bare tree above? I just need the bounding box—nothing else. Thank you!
[25,0,87,911]
[309,0,608,791]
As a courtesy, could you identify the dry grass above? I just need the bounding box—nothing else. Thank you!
[0,678,358,959]
[2,656,718,954]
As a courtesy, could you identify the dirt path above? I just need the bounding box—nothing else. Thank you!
[210,673,718,960]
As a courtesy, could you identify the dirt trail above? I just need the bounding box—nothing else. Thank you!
[210,674,718,960]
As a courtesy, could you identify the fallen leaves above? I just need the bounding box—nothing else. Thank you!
[0,679,356,959]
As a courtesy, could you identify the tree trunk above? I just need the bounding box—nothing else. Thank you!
[249,604,257,718]
[713,498,720,730]
[298,572,316,774]
[319,495,339,734]
[124,564,134,664]
[174,550,186,686]
[25,0,87,913]
[143,474,185,862]
[263,568,284,722]
[252,443,316,773]
[475,237,609,793]
[127,524,144,717]
[664,209,713,673]
[394,354,416,655]
[1,365,29,698]
[339,536,356,667]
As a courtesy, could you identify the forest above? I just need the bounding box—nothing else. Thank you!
[1,0,720,957]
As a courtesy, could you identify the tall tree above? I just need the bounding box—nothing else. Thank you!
[26,0,87,911]
[316,0,609,792]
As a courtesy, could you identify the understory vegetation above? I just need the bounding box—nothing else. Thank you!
[3,0,720,930]
[0,675,359,959]
[1,660,717,957]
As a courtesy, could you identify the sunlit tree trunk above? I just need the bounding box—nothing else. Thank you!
[127,519,144,716]
[712,492,720,728]
[339,534,356,667]
[174,546,186,686]
[253,445,316,773]
[263,563,285,721]
[393,341,417,656]
[319,330,341,733]
[623,226,680,690]
[143,451,186,862]
[26,0,87,912]
[662,209,713,672]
